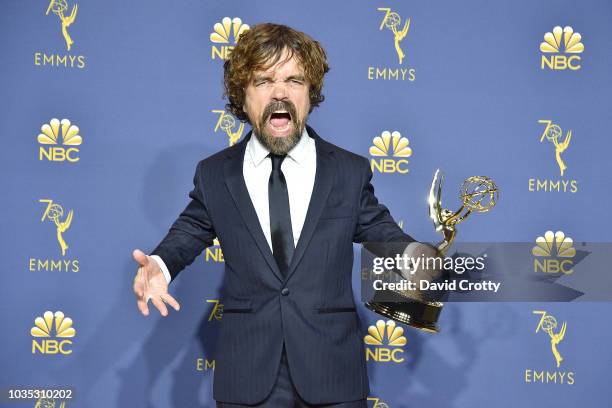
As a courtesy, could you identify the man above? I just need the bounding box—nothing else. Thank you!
[132,23,421,407]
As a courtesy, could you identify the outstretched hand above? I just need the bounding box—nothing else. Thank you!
[132,249,180,317]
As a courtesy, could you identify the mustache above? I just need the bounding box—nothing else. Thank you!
[261,100,297,122]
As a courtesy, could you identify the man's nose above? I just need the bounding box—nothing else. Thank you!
[271,81,288,100]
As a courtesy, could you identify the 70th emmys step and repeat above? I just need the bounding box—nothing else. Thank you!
[2,0,610,407]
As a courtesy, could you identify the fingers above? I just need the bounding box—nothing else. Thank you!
[137,295,150,316]
[134,267,150,316]
[152,294,181,316]
[151,296,169,317]
[133,270,145,298]
[133,248,179,317]
[132,249,149,267]
[136,292,181,317]
[161,293,181,312]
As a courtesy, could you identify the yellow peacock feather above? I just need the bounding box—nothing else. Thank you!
[37,118,82,146]
[369,131,412,157]
[532,231,575,257]
[30,311,76,338]
[210,17,250,44]
[540,26,584,54]
[364,320,407,346]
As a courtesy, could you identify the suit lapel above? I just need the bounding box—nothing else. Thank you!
[284,126,335,282]
[223,131,284,282]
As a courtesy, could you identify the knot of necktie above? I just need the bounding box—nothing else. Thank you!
[270,153,286,171]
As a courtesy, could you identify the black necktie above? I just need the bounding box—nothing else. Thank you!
[268,154,294,277]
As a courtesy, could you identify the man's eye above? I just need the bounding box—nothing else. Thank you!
[255,80,269,86]
[290,79,303,84]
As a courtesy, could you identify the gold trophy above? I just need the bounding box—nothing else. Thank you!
[365,169,499,332]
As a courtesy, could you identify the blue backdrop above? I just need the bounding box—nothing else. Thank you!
[2,0,611,407]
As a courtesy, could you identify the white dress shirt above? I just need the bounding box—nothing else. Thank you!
[152,128,316,283]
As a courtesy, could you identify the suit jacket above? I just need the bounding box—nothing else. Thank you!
[152,125,414,404]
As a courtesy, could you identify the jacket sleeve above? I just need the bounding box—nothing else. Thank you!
[353,157,415,255]
[151,160,216,282]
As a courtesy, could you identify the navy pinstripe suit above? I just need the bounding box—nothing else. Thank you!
[152,126,414,405]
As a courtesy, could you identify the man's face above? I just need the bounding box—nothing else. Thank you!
[243,50,311,155]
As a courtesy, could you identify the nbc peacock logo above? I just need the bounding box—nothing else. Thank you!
[31,311,76,355]
[369,130,412,174]
[210,17,250,61]
[37,118,82,163]
[540,26,584,70]
[364,320,407,363]
[205,237,224,263]
[532,230,576,274]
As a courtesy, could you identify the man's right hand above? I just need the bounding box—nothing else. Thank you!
[132,249,181,317]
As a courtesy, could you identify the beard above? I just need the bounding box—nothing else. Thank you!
[252,100,304,155]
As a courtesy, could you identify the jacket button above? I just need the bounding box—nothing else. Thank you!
[281,288,290,296]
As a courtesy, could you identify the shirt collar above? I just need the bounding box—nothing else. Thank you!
[247,127,311,167]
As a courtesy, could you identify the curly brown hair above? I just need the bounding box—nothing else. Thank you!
[223,23,330,123]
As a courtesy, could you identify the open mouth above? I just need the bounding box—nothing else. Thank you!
[269,111,292,131]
